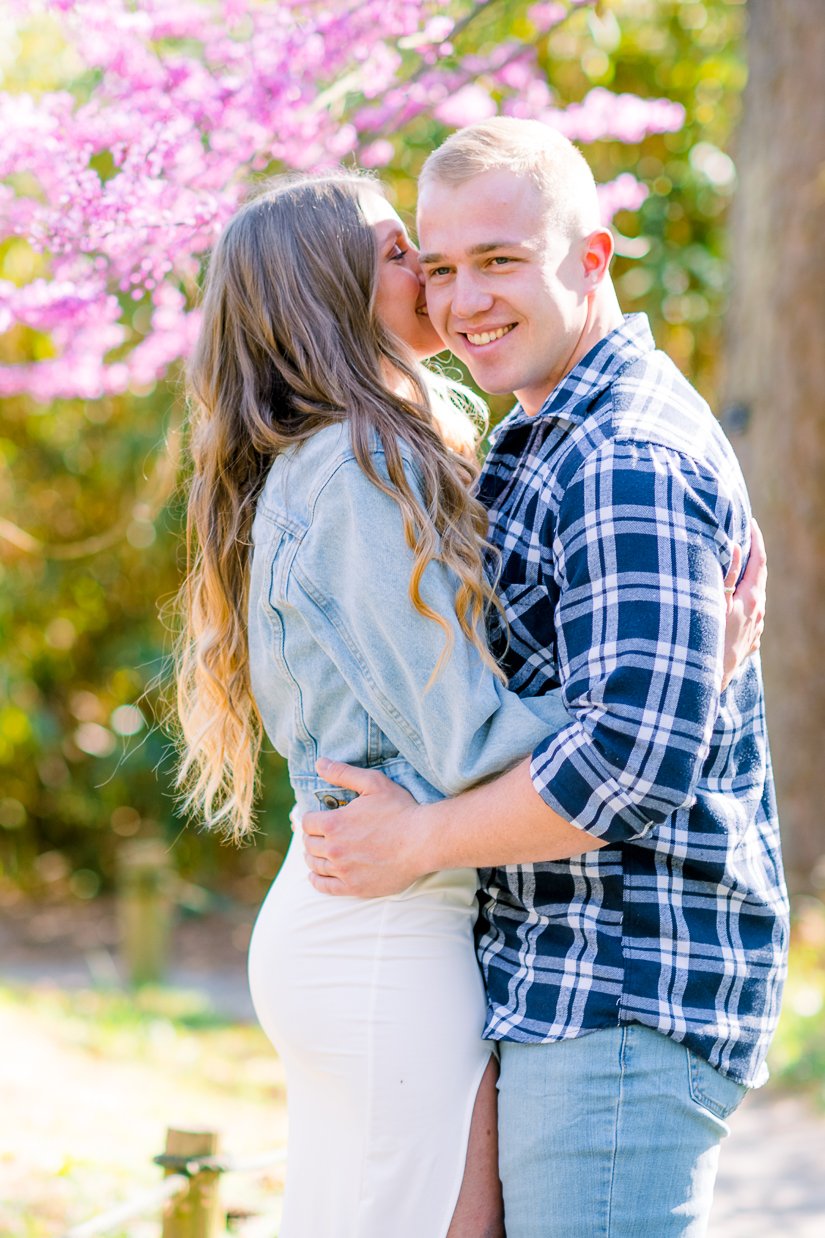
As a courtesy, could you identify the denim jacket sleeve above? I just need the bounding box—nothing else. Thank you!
[285,450,569,798]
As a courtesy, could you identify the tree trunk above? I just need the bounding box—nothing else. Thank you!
[721,0,825,888]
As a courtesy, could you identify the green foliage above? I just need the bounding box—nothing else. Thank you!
[769,899,825,1107]
[604,0,746,397]
[0,0,748,891]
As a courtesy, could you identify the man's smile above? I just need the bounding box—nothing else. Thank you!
[460,323,517,348]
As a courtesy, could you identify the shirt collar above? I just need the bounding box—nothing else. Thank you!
[507,313,655,428]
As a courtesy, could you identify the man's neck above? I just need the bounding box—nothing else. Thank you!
[577,287,624,366]
[521,288,625,416]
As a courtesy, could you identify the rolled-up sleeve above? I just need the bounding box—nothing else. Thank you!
[530,438,739,843]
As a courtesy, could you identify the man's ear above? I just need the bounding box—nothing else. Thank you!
[582,228,614,286]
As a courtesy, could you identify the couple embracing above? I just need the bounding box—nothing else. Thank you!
[177,118,789,1238]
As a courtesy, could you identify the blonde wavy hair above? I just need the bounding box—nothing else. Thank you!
[176,171,505,841]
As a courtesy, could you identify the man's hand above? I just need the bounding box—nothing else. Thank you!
[721,518,767,691]
[301,757,429,897]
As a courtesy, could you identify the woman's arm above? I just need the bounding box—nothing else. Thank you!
[285,451,568,798]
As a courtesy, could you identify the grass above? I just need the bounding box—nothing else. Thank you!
[2,896,824,1237]
[768,896,825,1107]
[0,981,287,1237]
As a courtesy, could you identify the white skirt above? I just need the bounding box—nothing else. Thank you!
[247,836,491,1238]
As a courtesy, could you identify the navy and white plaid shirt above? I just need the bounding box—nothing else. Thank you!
[477,314,789,1086]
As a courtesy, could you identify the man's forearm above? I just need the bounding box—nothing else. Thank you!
[410,756,607,874]
[302,753,607,898]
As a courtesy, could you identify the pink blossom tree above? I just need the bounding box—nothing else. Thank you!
[0,0,683,405]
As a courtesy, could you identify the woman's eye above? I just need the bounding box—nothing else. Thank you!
[389,244,406,261]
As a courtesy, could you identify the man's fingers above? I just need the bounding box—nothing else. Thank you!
[302,840,339,877]
[302,808,329,838]
[305,850,334,876]
[307,872,347,896]
[303,835,330,860]
[315,756,390,795]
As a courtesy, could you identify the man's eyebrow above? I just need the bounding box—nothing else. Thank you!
[419,240,531,264]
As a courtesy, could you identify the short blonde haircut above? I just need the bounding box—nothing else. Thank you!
[420,117,601,237]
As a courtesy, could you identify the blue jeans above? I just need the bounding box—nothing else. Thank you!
[497,1024,746,1237]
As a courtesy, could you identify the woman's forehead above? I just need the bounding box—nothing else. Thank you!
[359,189,403,233]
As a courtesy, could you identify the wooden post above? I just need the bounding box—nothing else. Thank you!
[116,838,176,986]
[161,1128,222,1238]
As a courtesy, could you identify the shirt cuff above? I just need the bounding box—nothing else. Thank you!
[530,721,660,844]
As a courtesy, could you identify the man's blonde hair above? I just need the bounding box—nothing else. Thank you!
[420,117,602,237]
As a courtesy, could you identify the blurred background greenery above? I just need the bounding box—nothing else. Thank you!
[0,0,752,908]
[3,3,825,1232]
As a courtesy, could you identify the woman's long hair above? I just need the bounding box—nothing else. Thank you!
[176,172,504,841]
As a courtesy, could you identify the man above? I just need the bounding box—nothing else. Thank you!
[302,119,788,1235]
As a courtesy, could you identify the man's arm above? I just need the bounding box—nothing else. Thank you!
[302,512,766,898]
[303,752,603,896]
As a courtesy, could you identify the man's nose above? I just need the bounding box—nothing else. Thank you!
[451,270,493,321]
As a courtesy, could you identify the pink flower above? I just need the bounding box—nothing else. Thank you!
[543,88,685,145]
[360,140,395,168]
[1,0,677,402]
[434,84,497,129]
[527,4,567,33]
[597,173,650,224]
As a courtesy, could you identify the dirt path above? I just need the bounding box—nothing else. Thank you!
[710,1089,825,1236]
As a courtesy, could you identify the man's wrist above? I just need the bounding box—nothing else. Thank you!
[405,800,445,878]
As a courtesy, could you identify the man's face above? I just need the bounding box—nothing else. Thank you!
[417,169,590,415]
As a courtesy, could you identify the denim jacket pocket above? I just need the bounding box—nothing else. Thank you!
[686,1049,747,1120]
[367,715,399,766]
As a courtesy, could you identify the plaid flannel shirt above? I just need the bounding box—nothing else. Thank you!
[477,314,788,1086]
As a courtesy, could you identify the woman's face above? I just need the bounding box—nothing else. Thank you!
[360,191,445,361]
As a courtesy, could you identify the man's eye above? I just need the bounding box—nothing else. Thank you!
[490,256,512,266]
[427,266,451,278]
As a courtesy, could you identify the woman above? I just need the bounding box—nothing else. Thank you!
[176,171,761,1238]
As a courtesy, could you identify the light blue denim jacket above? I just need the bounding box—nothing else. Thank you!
[248,422,569,821]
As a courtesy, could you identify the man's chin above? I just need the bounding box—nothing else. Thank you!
[460,366,515,399]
